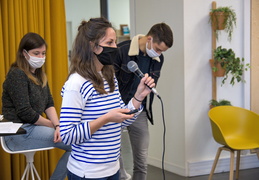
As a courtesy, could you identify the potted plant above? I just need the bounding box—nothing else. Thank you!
[210,46,250,86]
[209,99,232,109]
[209,6,237,41]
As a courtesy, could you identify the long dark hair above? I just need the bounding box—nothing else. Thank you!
[69,17,115,94]
[11,32,47,87]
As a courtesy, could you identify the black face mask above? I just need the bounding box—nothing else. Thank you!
[95,45,118,65]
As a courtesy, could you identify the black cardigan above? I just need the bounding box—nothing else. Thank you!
[2,68,54,124]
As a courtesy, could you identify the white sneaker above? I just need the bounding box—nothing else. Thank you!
[125,172,131,180]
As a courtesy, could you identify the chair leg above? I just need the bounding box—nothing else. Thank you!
[21,152,41,180]
[220,147,239,180]
[229,150,235,180]
[208,147,223,180]
[235,150,241,180]
[21,163,30,180]
[31,162,41,180]
[30,164,34,180]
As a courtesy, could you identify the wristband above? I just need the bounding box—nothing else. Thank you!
[133,96,142,102]
[54,125,60,130]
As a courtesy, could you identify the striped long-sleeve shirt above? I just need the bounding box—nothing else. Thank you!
[60,72,142,178]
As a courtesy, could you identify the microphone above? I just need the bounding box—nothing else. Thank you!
[127,61,160,98]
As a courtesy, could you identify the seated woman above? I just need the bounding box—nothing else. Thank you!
[2,32,71,180]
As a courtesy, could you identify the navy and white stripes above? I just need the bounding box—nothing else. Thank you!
[60,73,141,178]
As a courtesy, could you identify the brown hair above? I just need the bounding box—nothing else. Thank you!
[69,17,115,94]
[11,32,47,87]
[147,23,174,48]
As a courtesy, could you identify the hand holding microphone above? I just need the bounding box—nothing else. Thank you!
[127,61,160,98]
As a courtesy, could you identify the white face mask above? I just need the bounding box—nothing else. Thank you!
[24,50,45,69]
[146,39,161,58]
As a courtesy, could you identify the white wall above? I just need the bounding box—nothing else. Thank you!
[131,0,254,177]
[131,0,186,174]
[65,0,255,177]
[185,0,252,176]
[65,0,130,50]
[65,0,100,50]
[108,0,130,30]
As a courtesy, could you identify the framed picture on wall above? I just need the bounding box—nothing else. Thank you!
[120,24,130,35]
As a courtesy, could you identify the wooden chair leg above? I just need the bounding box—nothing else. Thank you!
[208,147,223,180]
[229,150,235,180]
[209,146,240,180]
[235,150,241,180]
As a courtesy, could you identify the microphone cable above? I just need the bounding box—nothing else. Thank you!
[157,95,166,180]
[116,61,167,179]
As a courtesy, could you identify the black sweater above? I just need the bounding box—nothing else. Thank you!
[2,68,54,123]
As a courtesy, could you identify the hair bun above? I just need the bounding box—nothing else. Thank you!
[78,20,88,31]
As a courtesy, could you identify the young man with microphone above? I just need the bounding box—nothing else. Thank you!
[114,23,174,180]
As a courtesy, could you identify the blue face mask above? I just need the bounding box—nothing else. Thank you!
[146,39,161,58]
[94,45,118,65]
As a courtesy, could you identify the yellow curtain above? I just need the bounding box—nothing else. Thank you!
[0,0,68,179]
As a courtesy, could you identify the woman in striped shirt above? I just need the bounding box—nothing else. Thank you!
[60,17,155,180]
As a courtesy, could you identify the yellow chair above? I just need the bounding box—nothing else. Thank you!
[208,106,259,180]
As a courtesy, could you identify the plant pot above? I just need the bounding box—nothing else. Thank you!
[210,105,215,109]
[210,12,229,31]
[209,59,225,77]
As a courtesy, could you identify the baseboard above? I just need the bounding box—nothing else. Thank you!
[188,154,259,177]
[148,154,259,177]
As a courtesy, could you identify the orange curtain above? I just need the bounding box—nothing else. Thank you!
[0,0,68,179]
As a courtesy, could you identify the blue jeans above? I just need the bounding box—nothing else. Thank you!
[67,170,120,180]
[4,124,71,180]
